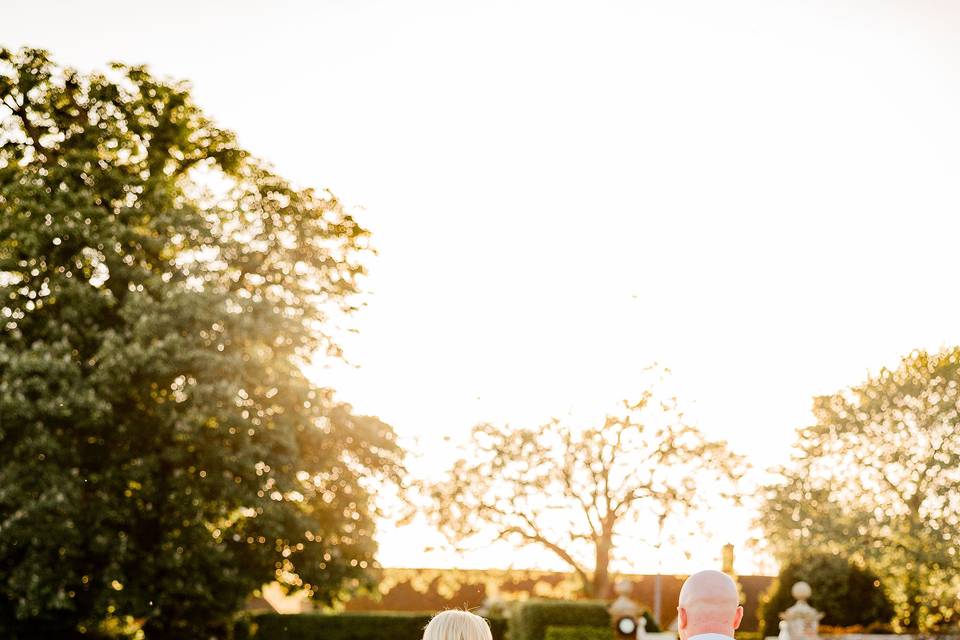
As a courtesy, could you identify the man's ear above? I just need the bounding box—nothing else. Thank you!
[733,606,744,630]
[678,607,688,630]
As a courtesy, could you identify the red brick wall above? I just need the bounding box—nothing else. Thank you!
[344,569,773,632]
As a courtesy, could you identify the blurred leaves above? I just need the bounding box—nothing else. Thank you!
[756,348,960,632]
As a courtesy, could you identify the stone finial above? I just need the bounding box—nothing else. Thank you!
[610,579,644,639]
[780,581,824,640]
[791,581,812,602]
[609,579,641,618]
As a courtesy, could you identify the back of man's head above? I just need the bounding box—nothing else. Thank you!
[677,570,743,640]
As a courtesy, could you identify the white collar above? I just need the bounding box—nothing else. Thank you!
[689,634,735,640]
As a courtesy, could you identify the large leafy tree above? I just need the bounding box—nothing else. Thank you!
[756,348,960,632]
[424,378,744,598]
[0,48,403,639]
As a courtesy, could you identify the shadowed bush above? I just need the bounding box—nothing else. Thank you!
[235,611,507,640]
[757,554,894,637]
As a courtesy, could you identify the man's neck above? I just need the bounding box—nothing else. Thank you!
[687,630,734,639]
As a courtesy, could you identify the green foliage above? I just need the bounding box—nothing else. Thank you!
[544,626,611,640]
[235,612,507,640]
[513,602,658,640]
[757,554,894,636]
[236,612,430,640]
[511,600,611,640]
[425,372,745,597]
[756,348,960,632]
[0,47,403,639]
[489,615,509,640]
[642,610,660,632]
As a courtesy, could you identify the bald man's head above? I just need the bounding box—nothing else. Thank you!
[676,571,743,640]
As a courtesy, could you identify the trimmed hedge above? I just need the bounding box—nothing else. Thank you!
[235,611,507,640]
[512,600,610,640]
[512,600,659,640]
[545,626,612,640]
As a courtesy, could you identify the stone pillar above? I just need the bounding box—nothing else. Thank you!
[778,621,791,640]
[722,544,735,575]
[721,543,744,606]
[610,579,642,640]
[780,582,824,640]
[477,580,507,619]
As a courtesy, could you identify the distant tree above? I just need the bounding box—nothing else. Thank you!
[424,374,744,598]
[0,48,403,639]
[757,554,894,636]
[756,348,960,632]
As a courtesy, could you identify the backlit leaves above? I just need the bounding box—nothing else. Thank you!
[757,348,960,632]
[0,47,402,638]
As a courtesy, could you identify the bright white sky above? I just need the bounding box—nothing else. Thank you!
[5,0,960,576]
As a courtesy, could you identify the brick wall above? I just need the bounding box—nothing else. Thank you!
[344,569,774,632]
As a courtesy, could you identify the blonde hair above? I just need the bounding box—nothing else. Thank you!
[422,610,493,640]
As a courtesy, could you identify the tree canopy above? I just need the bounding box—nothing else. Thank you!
[756,348,960,632]
[424,374,744,598]
[0,47,403,638]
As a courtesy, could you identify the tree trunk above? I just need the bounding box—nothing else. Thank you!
[592,529,613,599]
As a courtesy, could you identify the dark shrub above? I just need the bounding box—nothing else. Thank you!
[235,611,507,640]
[757,554,894,637]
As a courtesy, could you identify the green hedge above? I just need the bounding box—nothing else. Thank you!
[235,611,507,640]
[544,626,612,640]
[511,600,659,640]
[511,600,610,640]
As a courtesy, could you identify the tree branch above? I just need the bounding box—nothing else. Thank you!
[561,430,599,539]
[504,510,591,587]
